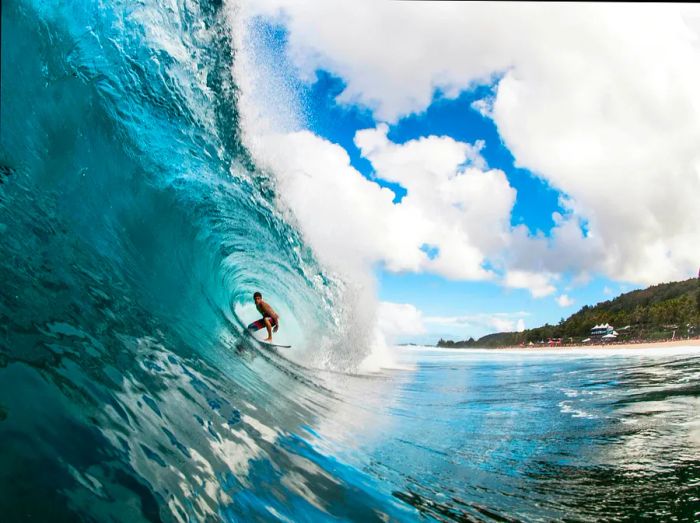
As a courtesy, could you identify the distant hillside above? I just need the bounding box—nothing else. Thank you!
[438,277,700,348]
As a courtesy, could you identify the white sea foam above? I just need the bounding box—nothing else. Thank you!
[558,400,598,419]
[224,3,412,374]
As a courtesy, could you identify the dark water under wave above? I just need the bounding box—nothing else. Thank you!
[2,1,700,521]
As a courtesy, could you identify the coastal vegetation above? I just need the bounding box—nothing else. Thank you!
[438,277,700,348]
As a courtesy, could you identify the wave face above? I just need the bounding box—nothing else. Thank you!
[0,0,395,520]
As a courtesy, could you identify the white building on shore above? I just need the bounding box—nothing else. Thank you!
[591,323,615,339]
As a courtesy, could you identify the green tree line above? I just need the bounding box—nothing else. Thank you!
[438,277,700,348]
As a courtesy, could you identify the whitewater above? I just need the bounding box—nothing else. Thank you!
[1,1,699,521]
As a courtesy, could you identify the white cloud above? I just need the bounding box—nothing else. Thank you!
[556,294,575,307]
[489,7,700,285]
[378,302,427,342]
[425,311,528,336]
[237,1,700,286]
[504,270,557,298]
[376,304,529,343]
[355,125,514,279]
[246,125,516,282]
[306,304,531,343]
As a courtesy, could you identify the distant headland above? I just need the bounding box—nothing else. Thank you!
[437,277,700,349]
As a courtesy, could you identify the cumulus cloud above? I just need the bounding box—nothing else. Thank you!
[504,270,557,298]
[238,0,700,286]
[425,311,529,336]
[378,303,528,343]
[556,294,575,307]
[355,125,514,279]
[378,302,427,342]
[246,125,516,283]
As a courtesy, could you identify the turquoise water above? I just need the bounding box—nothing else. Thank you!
[364,347,700,521]
[2,1,700,521]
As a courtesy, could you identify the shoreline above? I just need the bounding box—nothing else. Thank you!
[432,338,700,352]
[485,338,700,351]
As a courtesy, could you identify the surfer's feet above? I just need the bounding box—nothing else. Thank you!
[264,337,272,342]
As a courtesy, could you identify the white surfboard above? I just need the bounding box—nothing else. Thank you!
[260,341,292,349]
[246,329,291,348]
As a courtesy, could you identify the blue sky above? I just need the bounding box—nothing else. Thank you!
[299,69,626,341]
[238,7,699,344]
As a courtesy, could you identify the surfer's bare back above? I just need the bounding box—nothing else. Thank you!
[247,291,279,342]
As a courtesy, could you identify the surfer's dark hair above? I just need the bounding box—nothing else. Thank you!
[253,291,262,299]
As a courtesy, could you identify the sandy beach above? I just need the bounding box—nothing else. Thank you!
[499,338,700,352]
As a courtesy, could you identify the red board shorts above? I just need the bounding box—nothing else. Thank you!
[247,317,278,331]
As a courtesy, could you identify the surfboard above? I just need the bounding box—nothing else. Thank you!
[245,329,291,348]
[260,341,292,349]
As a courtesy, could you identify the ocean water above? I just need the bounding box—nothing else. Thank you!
[2,1,700,521]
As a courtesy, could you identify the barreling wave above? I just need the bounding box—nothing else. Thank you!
[0,0,404,521]
[2,0,366,364]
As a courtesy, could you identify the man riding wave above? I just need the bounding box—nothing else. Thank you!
[247,291,279,342]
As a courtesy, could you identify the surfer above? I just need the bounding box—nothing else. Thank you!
[247,291,279,342]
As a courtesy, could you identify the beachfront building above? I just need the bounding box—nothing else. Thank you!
[591,323,615,339]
